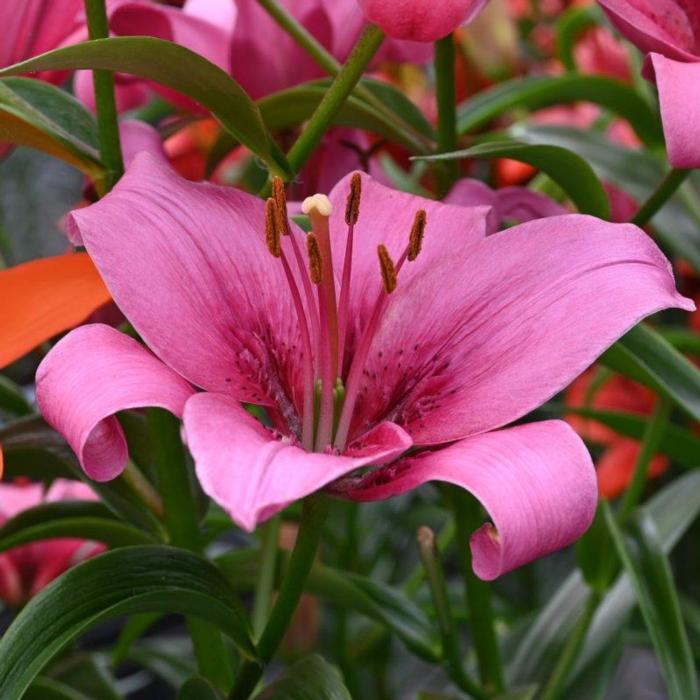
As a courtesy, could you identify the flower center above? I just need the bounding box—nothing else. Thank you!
[264,175,426,453]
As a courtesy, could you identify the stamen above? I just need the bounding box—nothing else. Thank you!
[272,176,291,236]
[345,172,362,225]
[307,234,323,284]
[377,244,397,294]
[264,198,281,258]
[408,209,427,261]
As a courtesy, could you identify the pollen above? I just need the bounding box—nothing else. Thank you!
[302,193,333,218]
[377,244,397,294]
[408,209,427,262]
[345,172,362,225]
[307,233,323,284]
[264,198,281,258]
[272,176,290,236]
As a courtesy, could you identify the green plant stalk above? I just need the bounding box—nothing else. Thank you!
[617,397,672,523]
[229,494,330,700]
[83,0,124,194]
[417,527,485,699]
[538,590,602,700]
[434,34,459,195]
[451,489,504,695]
[147,408,233,692]
[251,515,281,639]
[286,24,385,175]
[631,168,691,227]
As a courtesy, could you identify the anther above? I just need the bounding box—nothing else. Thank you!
[408,209,427,262]
[307,233,323,284]
[272,177,290,236]
[264,198,281,258]
[377,244,397,294]
[345,172,362,225]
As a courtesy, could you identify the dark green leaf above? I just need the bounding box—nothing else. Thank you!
[111,613,163,666]
[555,6,603,72]
[575,505,614,593]
[179,677,223,700]
[0,374,32,416]
[508,124,700,272]
[0,501,157,551]
[0,546,255,699]
[217,549,439,661]
[0,78,102,178]
[24,678,92,700]
[603,503,699,700]
[253,655,351,700]
[47,654,122,700]
[507,470,700,688]
[567,407,700,466]
[0,38,290,177]
[457,74,662,146]
[602,324,700,423]
[418,140,609,217]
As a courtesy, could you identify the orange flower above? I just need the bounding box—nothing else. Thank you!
[0,253,111,369]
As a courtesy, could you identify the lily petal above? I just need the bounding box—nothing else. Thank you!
[351,214,693,444]
[0,253,111,369]
[67,153,304,408]
[647,53,700,168]
[184,392,412,531]
[345,420,597,580]
[36,324,195,481]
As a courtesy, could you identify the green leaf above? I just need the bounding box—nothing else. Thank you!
[0,78,103,179]
[0,374,32,416]
[601,324,700,423]
[24,679,92,700]
[456,74,662,146]
[0,501,157,551]
[566,407,700,466]
[111,613,163,666]
[508,124,700,272]
[603,503,699,700]
[555,6,603,72]
[47,654,122,700]
[0,546,255,699]
[217,549,439,661]
[417,140,610,217]
[253,655,351,700]
[575,505,614,593]
[179,677,224,700]
[0,38,290,177]
[507,470,700,688]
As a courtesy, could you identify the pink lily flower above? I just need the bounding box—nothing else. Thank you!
[36,154,692,580]
[0,480,103,606]
[444,178,568,232]
[356,0,490,42]
[598,0,700,168]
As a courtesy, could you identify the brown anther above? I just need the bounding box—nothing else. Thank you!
[345,172,362,225]
[264,198,281,258]
[307,233,323,284]
[408,209,427,262]
[377,244,397,294]
[272,176,291,236]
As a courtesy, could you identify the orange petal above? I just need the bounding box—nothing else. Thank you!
[0,253,111,368]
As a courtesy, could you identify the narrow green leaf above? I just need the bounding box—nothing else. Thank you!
[253,655,351,700]
[417,140,610,217]
[0,38,290,177]
[111,613,163,666]
[555,6,602,72]
[566,407,700,466]
[603,503,699,700]
[47,654,122,700]
[601,324,700,423]
[0,77,103,178]
[0,546,256,700]
[24,679,92,700]
[179,677,224,700]
[0,374,32,416]
[457,74,662,146]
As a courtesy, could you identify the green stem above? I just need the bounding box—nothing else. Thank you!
[251,515,282,638]
[617,397,671,523]
[451,490,504,695]
[83,0,124,194]
[229,494,330,700]
[631,168,691,227]
[286,24,385,175]
[538,591,601,700]
[434,34,459,195]
[417,527,485,699]
[147,408,233,691]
